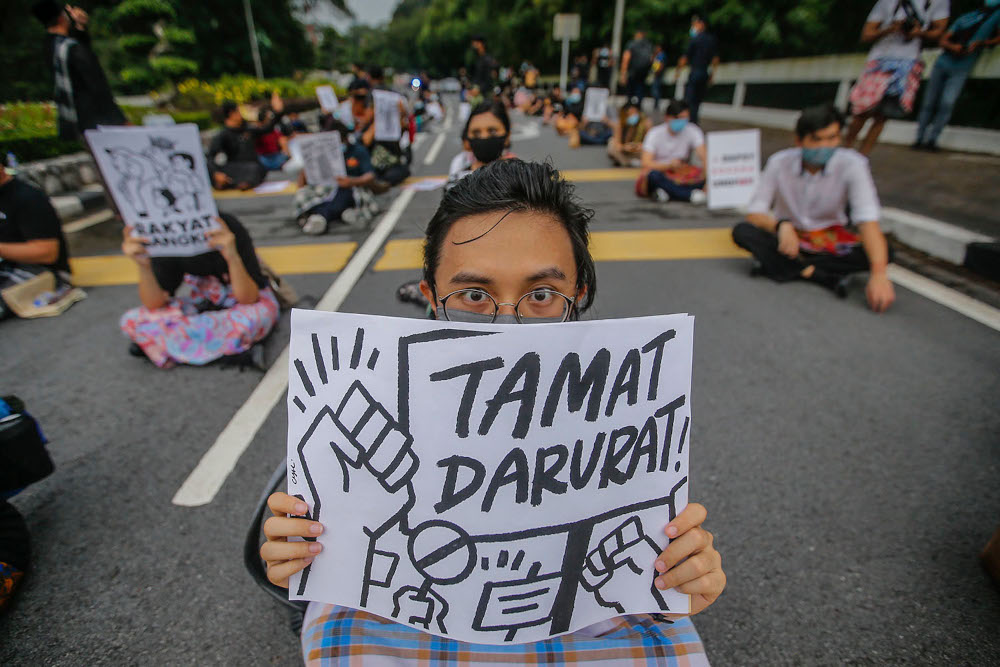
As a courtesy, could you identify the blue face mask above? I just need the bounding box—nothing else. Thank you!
[801,146,836,167]
[626,114,640,126]
[689,27,699,38]
[567,93,582,104]
[669,118,688,133]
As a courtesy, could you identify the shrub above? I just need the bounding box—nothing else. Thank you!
[150,56,198,79]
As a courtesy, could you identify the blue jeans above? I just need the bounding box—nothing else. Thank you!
[308,188,356,224]
[647,170,704,201]
[258,152,289,171]
[915,58,971,145]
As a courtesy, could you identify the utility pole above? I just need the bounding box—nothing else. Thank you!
[242,0,264,80]
[609,0,625,97]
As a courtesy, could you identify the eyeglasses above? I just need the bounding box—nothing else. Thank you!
[438,288,575,323]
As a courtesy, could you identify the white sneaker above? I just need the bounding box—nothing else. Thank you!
[301,214,327,235]
[341,207,370,225]
[689,189,707,205]
[654,189,670,203]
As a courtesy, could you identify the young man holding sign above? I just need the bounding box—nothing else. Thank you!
[732,104,895,312]
[261,160,725,663]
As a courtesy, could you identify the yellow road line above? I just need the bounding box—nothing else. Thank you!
[213,182,299,199]
[373,228,746,271]
[69,241,357,287]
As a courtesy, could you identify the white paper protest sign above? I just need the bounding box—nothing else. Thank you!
[706,129,760,210]
[582,87,610,122]
[373,89,403,141]
[458,102,472,124]
[85,124,218,257]
[286,310,693,644]
[316,85,339,112]
[296,131,347,188]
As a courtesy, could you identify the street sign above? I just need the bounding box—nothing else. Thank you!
[553,13,580,40]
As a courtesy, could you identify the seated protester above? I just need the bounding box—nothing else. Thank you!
[553,85,585,147]
[639,99,707,204]
[293,120,378,236]
[447,100,515,190]
[608,98,652,167]
[351,81,411,192]
[119,213,279,368]
[207,94,285,190]
[732,104,896,312]
[255,108,290,172]
[577,113,614,148]
[0,164,75,321]
[261,159,726,664]
[280,111,309,137]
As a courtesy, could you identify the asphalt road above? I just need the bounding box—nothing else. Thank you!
[2,105,999,666]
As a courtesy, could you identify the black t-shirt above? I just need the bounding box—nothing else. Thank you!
[686,32,719,71]
[0,177,70,274]
[625,38,653,75]
[150,213,267,295]
[47,31,126,138]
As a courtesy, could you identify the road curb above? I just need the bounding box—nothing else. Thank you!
[881,207,998,282]
[51,187,108,222]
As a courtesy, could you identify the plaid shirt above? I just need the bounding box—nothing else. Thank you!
[301,604,709,666]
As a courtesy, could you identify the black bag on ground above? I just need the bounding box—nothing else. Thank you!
[0,397,54,494]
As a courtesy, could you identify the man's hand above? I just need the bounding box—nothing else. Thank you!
[619,72,627,86]
[865,272,895,313]
[121,226,151,267]
[66,5,89,29]
[271,91,285,114]
[206,216,238,261]
[336,175,353,188]
[653,503,725,615]
[212,172,232,189]
[777,222,800,258]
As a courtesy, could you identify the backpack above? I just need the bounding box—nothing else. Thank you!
[629,40,653,72]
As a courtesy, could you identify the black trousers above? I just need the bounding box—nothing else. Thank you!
[731,221,889,282]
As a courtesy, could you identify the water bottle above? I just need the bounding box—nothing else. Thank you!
[6,152,18,169]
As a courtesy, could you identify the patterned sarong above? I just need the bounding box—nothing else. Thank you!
[849,58,924,116]
[798,225,861,256]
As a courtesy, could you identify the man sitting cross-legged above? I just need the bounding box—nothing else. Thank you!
[732,104,895,312]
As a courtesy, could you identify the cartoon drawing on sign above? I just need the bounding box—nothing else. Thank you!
[85,125,219,257]
[286,311,694,644]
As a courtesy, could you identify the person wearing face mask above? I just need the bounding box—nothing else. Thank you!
[675,16,719,125]
[554,86,586,148]
[608,99,651,167]
[639,100,707,204]
[733,104,896,312]
[914,0,1000,151]
[447,101,514,190]
[261,160,726,664]
[207,96,285,191]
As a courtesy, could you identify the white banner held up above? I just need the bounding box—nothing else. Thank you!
[286,310,694,644]
[706,129,760,210]
[316,85,339,112]
[85,124,218,257]
[582,87,610,122]
[297,132,347,188]
[373,89,403,141]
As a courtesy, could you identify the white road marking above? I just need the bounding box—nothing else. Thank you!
[888,265,1000,333]
[63,208,114,233]
[172,188,417,507]
[423,133,447,165]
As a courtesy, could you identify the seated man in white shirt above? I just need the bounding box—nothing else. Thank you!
[640,99,707,204]
[732,104,896,312]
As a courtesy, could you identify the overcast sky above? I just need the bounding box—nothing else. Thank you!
[297,0,401,31]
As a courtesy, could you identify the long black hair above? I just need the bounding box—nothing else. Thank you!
[423,159,597,314]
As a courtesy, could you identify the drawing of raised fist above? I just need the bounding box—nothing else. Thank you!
[580,516,668,614]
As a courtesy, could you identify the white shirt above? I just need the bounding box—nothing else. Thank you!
[747,148,881,232]
[642,123,705,164]
[865,0,950,61]
[447,152,475,189]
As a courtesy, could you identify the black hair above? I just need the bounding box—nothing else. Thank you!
[423,159,596,314]
[32,0,63,26]
[665,99,689,117]
[348,78,371,93]
[795,103,845,139]
[461,100,510,140]
[169,152,195,169]
[367,64,384,81]
[220,100,239,119]
[326,119,352,142]
[471,35,486,45]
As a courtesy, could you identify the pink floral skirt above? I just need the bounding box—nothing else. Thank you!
[120,275,279,368]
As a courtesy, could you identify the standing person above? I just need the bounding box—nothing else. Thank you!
[470,36,497,99]
[732,104,896,312]
[639,100,707,204]
[914,1,1000,151]
[650,45,668,112]
[32,1,126,139]
[675,16,719,126]
[845,0,949,156]
[619,30,654,106]
[260,159,726,666]
[593,44,615,89]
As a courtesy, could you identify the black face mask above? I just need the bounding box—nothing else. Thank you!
[467,135,506,164]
